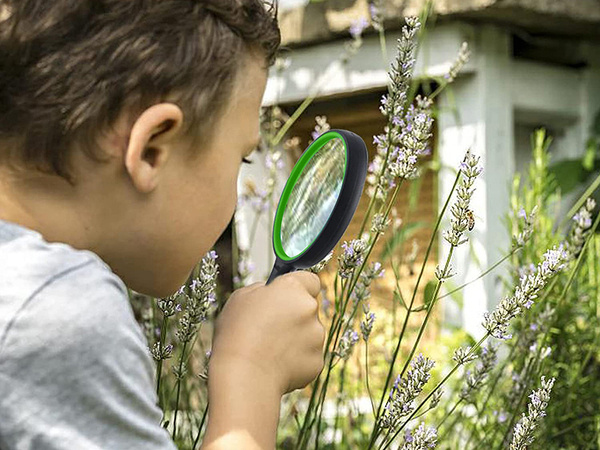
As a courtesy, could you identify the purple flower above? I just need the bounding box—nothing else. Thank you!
[349,17,369,39]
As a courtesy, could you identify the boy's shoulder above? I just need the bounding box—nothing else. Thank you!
[0,218,140,357]
[0,219,177,450]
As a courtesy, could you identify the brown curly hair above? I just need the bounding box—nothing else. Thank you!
[0,0,280,184]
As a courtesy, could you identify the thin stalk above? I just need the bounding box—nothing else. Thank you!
[398,245,456,380]
[332,361,348,449]
[313,352,337,449]
[437,399,464,442]
[378,28,388,69]
[296,279,349,448]
[310,182,403,450]
[365,340,377,419]
[192,401,209,450]
[438,247,520,299]
[558,171,600,232]
[367,170,462,449]
[172,340,189,440]
[156,314,169,400]
[248,208,264,250]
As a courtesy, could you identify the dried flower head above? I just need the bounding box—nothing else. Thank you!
[310,115,331,143]
[150,342,174,362]
[368,0,384,32]
[434,263,456,282]
[459,342,498,402]
[171,361,187,380]
[351,261,385,304]
[429,389,444,410]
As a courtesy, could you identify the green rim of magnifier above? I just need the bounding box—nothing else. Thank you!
[273,131,348,261]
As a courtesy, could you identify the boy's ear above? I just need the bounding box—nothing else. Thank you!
[125,103,184,193]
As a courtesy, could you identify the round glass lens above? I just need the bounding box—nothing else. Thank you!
[280,137,346,258]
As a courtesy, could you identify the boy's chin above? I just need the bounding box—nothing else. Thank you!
[131,275,188,299]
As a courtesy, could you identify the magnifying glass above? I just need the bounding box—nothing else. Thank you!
[266,129,368,284]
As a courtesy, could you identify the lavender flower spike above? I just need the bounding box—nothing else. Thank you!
[513,205,537,248]
[335,329,359,360]
[361,302,376,341]
[401,422,438,450]
[460,341,498,402]
[386,96,434,180]
[308,250,334,274]
[443,150,482,247]
[366,16,422,199]
[338,238,368,279]
[444,42,470,83]
[452,346,478,365]
[567,197,596,258]
[349,17,369,39]
[509,376,556,450]
[482,245,569,340]
[175,250,219,343]
[380,354,435,431]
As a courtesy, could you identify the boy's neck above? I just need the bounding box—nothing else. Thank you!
[0,168,101,252]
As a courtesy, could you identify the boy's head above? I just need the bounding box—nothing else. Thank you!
[0,0,280,297]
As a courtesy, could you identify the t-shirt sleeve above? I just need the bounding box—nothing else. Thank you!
[0,259,178,450]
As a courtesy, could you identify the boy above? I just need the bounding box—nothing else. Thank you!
[0,1,325,449]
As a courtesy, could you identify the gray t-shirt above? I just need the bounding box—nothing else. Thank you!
[0,218,178,450]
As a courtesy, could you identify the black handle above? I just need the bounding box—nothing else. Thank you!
[266,258,294,285]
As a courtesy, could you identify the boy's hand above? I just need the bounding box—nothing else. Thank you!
[209,271,325,395]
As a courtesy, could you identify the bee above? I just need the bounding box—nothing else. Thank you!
[466,209,475,231]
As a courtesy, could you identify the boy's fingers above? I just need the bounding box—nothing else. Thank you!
[242,281,264,292]
[288,270,321,297]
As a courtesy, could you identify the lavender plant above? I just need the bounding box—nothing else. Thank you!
[125,10,600,450]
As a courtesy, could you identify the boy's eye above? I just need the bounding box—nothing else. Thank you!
[242,157,253,164]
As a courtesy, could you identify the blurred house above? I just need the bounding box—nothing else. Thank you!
[237,0,600,338]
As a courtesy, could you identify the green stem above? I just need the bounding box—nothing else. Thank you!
[438,247,520,300]
[398,245,456,380]
[366,171,462,450]
[332,361,348,449]
[558,171,600,232]
[365,341,377,419]
[437,399,464,443]
[192,401,209,450]
[155,314,169,406]
[296,279,349,448]
[171,340,189,440]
